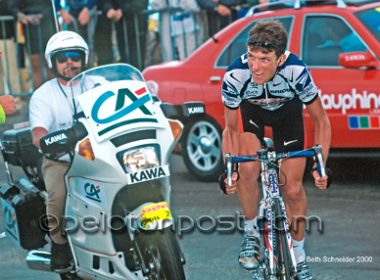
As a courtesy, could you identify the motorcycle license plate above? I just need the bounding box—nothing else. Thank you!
[140,202,172,229]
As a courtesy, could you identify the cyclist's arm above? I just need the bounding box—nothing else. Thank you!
[222,107,240,157]
[305,96,331,164]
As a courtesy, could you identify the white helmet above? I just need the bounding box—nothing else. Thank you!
[45,31,89,68]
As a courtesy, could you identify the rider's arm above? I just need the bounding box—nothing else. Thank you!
[220,107,240,194]
[305,96,331,165]
[222,107,240,156]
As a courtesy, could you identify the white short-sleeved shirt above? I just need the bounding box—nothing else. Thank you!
[29,76,104,133]
[29,78,79,132]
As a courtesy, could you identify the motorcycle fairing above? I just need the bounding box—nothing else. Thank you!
[77,80,165,143]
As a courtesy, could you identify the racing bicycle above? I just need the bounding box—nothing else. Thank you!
[225,138,326,280]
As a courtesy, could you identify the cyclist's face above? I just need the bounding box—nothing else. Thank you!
[247,49,280,84]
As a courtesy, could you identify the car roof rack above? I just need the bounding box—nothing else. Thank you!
[245,0,371,16]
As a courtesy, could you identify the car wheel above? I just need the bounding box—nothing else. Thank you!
[181,117,223,181]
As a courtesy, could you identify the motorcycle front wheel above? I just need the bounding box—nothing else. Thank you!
[136,228,186,280]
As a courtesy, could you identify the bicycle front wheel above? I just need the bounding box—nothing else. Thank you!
[273,198,297,280]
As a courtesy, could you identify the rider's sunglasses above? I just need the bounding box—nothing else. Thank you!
[55,51,82,63]
[247,39,274,49]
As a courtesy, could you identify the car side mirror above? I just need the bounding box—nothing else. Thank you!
[339,51,378,69]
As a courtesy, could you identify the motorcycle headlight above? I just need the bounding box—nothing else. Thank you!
[122,146,159,173]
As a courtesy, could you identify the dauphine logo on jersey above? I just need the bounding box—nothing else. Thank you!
[78,80,161,141]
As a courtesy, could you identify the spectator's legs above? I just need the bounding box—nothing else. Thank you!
[94,14,114,65]
[115,19,128,63]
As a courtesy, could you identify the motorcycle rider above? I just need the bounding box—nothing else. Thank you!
[29,30,89,270]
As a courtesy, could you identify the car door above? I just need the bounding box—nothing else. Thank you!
[301,13,380,148]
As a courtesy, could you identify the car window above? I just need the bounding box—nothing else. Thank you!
[355,5,380,43]
[302,15,367,67]
[216,17,293,68]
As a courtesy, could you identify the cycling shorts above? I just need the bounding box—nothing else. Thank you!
[240,98,305,153]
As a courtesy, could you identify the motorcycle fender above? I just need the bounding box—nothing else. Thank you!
[125,201,174,238]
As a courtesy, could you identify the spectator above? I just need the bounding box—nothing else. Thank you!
[115,0,149,69]
[145,13,162,66]
[55,0,98,66]
[95,0,149,69]
[8,0,57,89]
[94,0,121,65]
[196,0,245,37]
[0,50,17,124]
[0,0,18,94]
[152,0,202,61]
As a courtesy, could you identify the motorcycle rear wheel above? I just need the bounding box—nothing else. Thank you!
[136,228,185,280]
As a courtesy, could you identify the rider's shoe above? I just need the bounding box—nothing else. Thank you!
[296,260,313,280]
[238,234,260,270]
[51,241,73,270]
[251,266,265,280]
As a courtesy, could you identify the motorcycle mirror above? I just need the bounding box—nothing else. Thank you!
[160,103,179,119]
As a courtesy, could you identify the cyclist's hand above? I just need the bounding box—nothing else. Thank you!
[312,168,332,190]
[218,171,239,195]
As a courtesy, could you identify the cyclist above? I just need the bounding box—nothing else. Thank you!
[220,21,331,279]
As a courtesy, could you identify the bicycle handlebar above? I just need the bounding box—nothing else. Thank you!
[225,145,326,187]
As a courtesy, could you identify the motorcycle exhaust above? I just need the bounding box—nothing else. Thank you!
[26,250,52,272]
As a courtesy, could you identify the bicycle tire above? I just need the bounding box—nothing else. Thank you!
[273,198,295,280]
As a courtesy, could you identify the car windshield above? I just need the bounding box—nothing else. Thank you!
[355,5,380,43]
[68,63,145,94]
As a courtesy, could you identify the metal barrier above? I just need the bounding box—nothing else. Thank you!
[0,5,246,97]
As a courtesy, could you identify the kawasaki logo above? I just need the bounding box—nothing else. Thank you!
[128,166,170,184]
[188,106,204,114]
[44,133,67,145]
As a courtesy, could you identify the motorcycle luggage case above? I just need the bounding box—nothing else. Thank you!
[0,178,46,250]
[1,127,40,167]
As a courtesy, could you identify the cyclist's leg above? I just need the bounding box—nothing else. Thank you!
[238,102,264,270]
[279,157,307,241]
[271,97,307,241]
[238,101,266,220]
[271,99,313,279]
[237,132,261,220]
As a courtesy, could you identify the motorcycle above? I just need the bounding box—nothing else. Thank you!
[0,63,186,279]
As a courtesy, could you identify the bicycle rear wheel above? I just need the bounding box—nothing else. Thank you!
[273,198,297,280]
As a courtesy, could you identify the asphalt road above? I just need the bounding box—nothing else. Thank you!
[0,155,380,280]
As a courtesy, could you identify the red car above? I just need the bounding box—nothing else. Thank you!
[143,0,380,181]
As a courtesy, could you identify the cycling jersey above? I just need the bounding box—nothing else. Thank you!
[221,51,319,111]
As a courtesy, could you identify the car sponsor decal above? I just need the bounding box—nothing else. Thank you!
[320,89,380,114]
[140,201,172,229]
[348,115,380,130]
[127,165,170,184]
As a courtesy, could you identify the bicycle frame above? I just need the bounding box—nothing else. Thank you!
[225,141,325,279]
